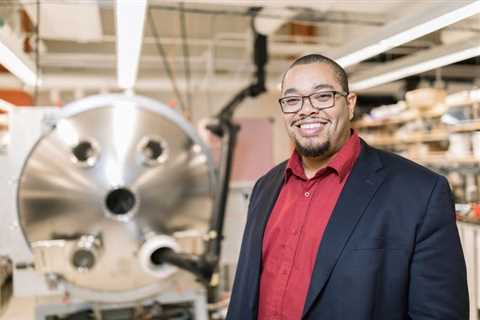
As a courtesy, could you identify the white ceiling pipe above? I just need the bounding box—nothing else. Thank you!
[349,36,480,91]
[20,0,103,42]
[332,0,480,68]
[150,0,399,13]
[115,0,148,90]
[0,73,279,92]
[0,24,39,87]
[38,52,314,72]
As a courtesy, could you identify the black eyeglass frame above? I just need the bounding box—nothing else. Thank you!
[278,90,348,114]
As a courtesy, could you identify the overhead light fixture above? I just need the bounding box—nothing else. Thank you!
[350,36,480,91]
[116,0,147,90]
[333,1,480,68]
[0,27,38,87]
[253,7,296,35]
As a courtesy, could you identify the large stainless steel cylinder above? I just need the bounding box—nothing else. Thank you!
[17,94,216,302]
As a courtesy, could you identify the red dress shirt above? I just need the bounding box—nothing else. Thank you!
[258,132,361,320]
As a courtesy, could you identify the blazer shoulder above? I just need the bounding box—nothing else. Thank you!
[247,160,287,206]
[368,144,443,183]
[256,160,288,185]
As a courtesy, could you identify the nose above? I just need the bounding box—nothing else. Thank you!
[299,96,318,116]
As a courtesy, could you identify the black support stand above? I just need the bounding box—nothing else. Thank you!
[154,12,268,298]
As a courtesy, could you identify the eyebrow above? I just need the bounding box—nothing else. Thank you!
[313,84,335,91]
[283,83,335,96]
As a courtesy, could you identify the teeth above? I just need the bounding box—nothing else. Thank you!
[300,123,321,129]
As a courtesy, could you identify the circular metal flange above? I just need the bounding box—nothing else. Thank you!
[17,94,216,301]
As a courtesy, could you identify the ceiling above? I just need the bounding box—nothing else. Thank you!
[0,0,479,108]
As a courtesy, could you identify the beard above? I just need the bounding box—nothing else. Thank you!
[294,139,331,158]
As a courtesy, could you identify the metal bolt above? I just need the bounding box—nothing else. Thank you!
[45,273,60,290]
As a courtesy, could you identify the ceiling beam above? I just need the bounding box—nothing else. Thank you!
[351,62,480,80]
[116,0,147,90]
[154,0,400,13]
[20,0,103,42]
[349,36,480,91]
[0,73,278,92]
[331,0,480,67]
[0,23,38,86]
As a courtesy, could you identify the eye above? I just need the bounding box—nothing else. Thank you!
[312,92,332,102]
[283,97,302,106]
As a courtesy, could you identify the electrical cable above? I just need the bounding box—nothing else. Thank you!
[147,8,187,114]
[179,2,192,117]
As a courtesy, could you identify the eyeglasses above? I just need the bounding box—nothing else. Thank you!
[278,90,348,114]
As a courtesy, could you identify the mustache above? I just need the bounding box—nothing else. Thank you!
[291,116,331,127]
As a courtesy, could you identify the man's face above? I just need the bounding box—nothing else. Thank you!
[281,63,356,159]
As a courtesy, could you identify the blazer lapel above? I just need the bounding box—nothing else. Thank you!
[302,142,386,318]
[247,164,286,311]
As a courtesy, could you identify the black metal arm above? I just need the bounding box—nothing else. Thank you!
[158,13,268,287]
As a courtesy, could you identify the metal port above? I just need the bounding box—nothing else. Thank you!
[71,140,100,167]
[139,137,168,166]
[105,187,136,217]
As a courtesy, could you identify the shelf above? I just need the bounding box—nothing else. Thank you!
[363,129,448,146]
[445,90,480,108]
[404,130,449,143]
[456,220,480,227]
[409,154,480,167]
[361,121,480,147]
[354,90,480,130]
[353,112,415,129]
[353,107,446,129]
[447,100,480,109]
[448,120,480,133]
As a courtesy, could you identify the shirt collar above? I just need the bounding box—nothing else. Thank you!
[285,130,361,182]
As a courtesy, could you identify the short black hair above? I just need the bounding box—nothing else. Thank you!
[281,54,349,93]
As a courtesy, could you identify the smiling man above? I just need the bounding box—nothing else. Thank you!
[226,54,469,320]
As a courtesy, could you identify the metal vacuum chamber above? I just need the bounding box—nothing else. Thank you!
[11,94,216,305]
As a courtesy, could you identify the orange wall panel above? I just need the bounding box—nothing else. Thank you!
[0,89,33,107]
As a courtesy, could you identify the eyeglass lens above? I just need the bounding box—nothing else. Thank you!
[280,91,335,113]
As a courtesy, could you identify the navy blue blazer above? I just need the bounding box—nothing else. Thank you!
[227,141,468,320]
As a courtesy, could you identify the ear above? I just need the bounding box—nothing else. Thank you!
[346,92,357,120]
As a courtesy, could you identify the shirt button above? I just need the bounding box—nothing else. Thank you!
[304,191,310,197]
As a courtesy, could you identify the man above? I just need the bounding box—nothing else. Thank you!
[226,54,469,320]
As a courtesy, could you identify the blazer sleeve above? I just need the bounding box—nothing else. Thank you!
[408,175,469,319]
[226,178,262,320]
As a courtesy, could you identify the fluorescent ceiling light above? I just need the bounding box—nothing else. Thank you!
[116,0,147,90]
[0,28,38,86]
[350,37,480,91]
[334,1,480,68]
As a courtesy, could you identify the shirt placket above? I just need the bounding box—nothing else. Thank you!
[278,179,315,320]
